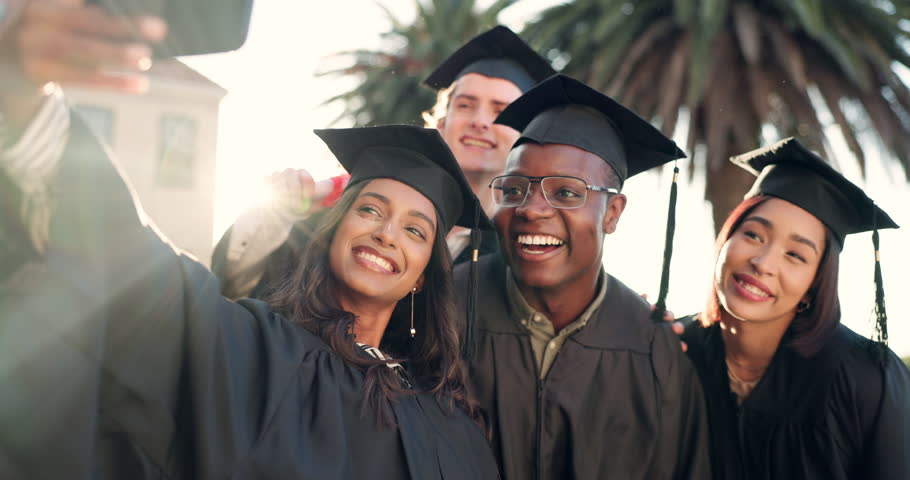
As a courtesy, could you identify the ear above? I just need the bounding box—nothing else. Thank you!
[602,193,627,234]
[413,274,426,293]
[435,116,446,133]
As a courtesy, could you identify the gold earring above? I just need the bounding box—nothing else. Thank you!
[410,287,418,337]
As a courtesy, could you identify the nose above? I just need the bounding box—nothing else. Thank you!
[371,219,397,248]
[749,247,775,276]
[515,184,555,221]
[469,107,493,131]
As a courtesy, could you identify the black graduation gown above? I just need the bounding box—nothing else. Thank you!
[210,199,498,300]
[682,320,910,479]
[454,255,711,480]
[0,117,500,479]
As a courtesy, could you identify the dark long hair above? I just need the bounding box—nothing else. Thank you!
[702,195,842,357]
[267,181,480,426]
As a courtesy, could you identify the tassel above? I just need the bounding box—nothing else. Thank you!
[871,205,888,346]
[463,198,481,361]
[651,162,679,322]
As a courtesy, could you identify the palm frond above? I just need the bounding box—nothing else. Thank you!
[525,0,910,230]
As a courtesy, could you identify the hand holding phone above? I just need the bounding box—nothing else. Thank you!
[2,0,166,94]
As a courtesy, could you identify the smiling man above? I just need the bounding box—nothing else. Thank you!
[455,74,711,479]
[211,26,555,299]
[423,26,555,212]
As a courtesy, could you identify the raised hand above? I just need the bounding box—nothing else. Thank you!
[265,168,317,215]
[11,0,166,91]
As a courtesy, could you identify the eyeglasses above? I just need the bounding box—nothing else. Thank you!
[489,175,619,209]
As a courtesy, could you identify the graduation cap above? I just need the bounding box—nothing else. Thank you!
[495,74,686,321]
[731,137,899,345]
[495,74,685,183]
[423,26,556,93]
[314,125,493,358]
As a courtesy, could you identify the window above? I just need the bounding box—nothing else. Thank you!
[157,115,197,187]
[74,105,114,144]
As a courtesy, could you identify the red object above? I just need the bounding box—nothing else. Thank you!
[321,174,350,207]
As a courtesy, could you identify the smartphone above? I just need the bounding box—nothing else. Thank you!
[88,0,254,57]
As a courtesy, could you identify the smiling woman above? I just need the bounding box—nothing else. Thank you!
[0,102,499,477]
[269,126,499,438]
[681,138,910,480]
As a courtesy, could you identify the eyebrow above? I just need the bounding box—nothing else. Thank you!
[360,192,437,232]
[742,216,819,254]
[452,94,478,103]
[454,93,510,107]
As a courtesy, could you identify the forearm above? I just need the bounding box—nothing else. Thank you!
[216,205,303,300]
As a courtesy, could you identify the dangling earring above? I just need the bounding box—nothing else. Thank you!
[410,287,418,337]
[797,299,811,314]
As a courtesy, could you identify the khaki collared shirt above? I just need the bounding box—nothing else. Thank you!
[506,267,608,379]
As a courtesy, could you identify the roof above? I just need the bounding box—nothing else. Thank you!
[150,60,227,95]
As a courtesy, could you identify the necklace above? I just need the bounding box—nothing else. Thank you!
[725,351,770,374]
[725,357,763,405]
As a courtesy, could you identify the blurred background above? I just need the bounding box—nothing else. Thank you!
[70,0,910,357]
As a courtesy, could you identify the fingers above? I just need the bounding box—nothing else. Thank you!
[11,1,167,92]
[642,292,689,352]
[25,3,166,43]
[269,169,317,215]
[20,22,151,69]
[21,55,148,92]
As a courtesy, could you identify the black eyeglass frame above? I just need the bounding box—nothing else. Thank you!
[488,175,619,209]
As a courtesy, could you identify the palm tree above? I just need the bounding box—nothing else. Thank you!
[319,0,517,126]
[522,0,910,231]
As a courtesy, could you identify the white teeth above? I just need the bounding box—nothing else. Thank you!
[517,234,564,246]
[737,279,769,297]
[462,138,492,148]
[355,251,394,272]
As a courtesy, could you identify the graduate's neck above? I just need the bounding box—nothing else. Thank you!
[518,272,600,333]
[719,309,791,379]
[338,296,396,348]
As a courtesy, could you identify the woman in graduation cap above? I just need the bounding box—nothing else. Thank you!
[0,97,500,478]
[679,138,910,479]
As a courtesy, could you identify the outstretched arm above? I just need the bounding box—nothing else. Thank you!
[0,5,289,477]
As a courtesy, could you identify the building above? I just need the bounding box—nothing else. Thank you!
[65,60,226,266]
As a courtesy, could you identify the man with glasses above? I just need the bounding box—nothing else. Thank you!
[456,74,710,479]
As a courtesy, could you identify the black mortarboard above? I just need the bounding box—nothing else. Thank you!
[732,137,899,346]
[423,26,556,93]
[495,74,685,185]
[314,125,493,234]
[496,74,686,322]
[314,125,492,359]
[732,138,898,246]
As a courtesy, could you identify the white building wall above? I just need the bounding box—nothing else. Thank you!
[65,65,224,266]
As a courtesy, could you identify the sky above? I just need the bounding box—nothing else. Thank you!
[182,0,910,356]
